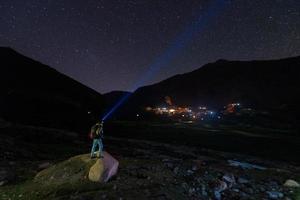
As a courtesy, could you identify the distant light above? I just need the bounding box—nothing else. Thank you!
[218,116,221,119]
[136,114,140,117]
[169,109,175,112]
[87,111,91,114]
[145,107,152,111]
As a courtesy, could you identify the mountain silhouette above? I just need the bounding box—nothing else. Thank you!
[0,47,104,130]
[113,56,300,122]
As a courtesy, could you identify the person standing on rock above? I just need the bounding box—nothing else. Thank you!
[90,121,104,159]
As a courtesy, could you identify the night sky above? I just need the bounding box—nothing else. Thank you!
[0,0,299,93]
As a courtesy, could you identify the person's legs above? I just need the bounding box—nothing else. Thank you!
[97,138,104,158]
[90,139,97,158]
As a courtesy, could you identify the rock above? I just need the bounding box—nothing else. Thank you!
[186,170,194,176]
[35,152,118,185]
[181,182,189,190]
[173,167,179,174]
[113,184,117,190]
[232,188,240,192]
[216,180,228,192]
[88,159,105,182]
[259,186,266,192]
[228,160,266,170]
[0,181,5,186]
[165,162,174,169]
[214,180,228,200]
[222,174,235,187]
[88,151,119,182]
[0,169,15,185]
[188,188,195,196]
[201,185,208,196]
[244,187,254,194]
[8,161,15,166]
[238,177,249,184]
[283,179,300,188]
[266,191,284,199]
[214,190,222,200]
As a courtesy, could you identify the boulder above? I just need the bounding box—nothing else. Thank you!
[0,169,15,186]
[283,179,300,188]
[88,151,119,182]
[35,152,118,185]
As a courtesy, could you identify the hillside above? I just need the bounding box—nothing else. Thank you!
[0,47,104,131]
[115,56,300,121]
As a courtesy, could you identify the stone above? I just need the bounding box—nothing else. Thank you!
[165,162,174,169]
[0,181,5,186]
[238,177,249,184]
[0,169,14,185]
[88,151,119,182]
[232,188,240,193]
[34,152,118,185]
[186,170,194,175]
[223,174,236,187]
[188,188,195,196]
[228,160,266,170]
[283,179,300,188]
[88,159,105,182]
[266,191,284,199]
[113,184,117,190]
[173,167,179,174]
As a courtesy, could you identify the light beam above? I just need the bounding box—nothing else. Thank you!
[102,0,228,121]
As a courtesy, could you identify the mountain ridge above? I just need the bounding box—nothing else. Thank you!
[0,47,104,130]
[111,55,300,121]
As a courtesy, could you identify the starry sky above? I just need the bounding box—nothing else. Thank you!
[0,0,300,93]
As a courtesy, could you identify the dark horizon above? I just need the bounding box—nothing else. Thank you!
[3,46,300,95]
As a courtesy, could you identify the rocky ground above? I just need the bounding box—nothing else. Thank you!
[0,120,300,199]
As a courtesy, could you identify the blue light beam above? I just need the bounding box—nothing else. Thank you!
[102,0,228,121]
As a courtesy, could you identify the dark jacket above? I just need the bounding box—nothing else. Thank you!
[91,124,103,139]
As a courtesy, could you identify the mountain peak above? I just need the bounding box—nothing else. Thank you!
[215,59,229,63]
